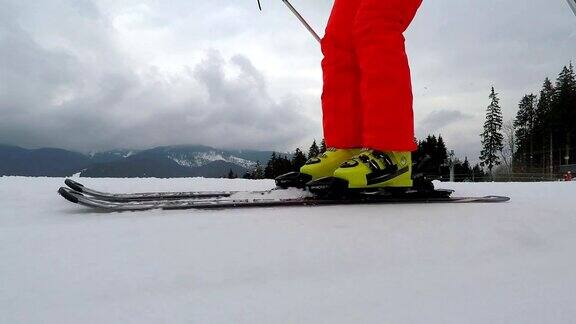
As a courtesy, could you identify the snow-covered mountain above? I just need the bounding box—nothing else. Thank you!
[0,144,280,178]
[89,149,138,163]
[166,149,256,170]
[81,145,279,178]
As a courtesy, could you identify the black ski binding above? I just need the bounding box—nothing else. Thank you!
[275,172,312,189]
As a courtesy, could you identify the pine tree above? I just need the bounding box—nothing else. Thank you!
[452,157,474,182]
[472,163,486,182]
[264,152,294,179]
[319,139,327,153]
[480,87,504,173]
[291,148,307,171]
[536,78,555,129]
[551,63,576,165]
[514,94,537,169]
[252,161,264,179]
[412,135,447,175]
[436,135,448,165]
[264,152,278,179]
[535,78,555,172]
[461,157,472,181]
[276,155,293,177]
[308,140,320,159]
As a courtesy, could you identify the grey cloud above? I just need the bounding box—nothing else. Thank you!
[0,0,318,152]
[189,50,316,150]
[419,109,474,134]
[1,0,575,160]
[0,10,315,152]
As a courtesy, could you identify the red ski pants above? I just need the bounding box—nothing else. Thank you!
[321,0,422,151]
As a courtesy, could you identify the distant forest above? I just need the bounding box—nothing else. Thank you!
[512,63,575,175]
[479,62,576,181]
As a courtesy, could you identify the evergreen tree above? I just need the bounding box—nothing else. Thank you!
[551,63,576,165]
[227,169,236,179]
[536,78,555,129]
[472,163,486,182]
[462,157,471,172]
[436,135,448,164]
[252,161,264,179]
[452,157,474,182]
[276,155,293,177]
[480,87,504,173]
[308,140,320,159]
[534,78,555,172]
[461,157,472,181]
[291,148,307,171]
[412,135,447,175]
[265,152,293,179]
[514,94,537,169]
[319,139,327,153]
[264,152,278,179]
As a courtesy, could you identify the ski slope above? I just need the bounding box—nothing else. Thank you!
[1,177,575,323]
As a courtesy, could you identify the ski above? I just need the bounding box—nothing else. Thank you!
[58,186,510,212]
[63,179,274,202]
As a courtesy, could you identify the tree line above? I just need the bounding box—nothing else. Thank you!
[480,62,576,178]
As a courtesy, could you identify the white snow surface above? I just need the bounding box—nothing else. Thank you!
[1,177,575,324]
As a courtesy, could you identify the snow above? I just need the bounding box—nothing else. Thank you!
[169,151,256,169]
[1,177,575,324]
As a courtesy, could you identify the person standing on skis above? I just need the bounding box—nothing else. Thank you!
[300,0,422,189]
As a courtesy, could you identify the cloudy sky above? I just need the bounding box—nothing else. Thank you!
[1,0,575,161]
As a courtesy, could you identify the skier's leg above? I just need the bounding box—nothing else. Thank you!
[299,0,363,182]
[321,0,362,148]
[331,0,422,189]
[354,0,422,151]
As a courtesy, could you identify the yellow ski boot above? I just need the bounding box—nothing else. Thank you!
[300,148,362,181]
[333,150,413,189]
[275,148,362,188]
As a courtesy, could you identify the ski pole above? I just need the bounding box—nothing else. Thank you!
[257,0,322,43]
[281,0,322,43]
[567,0,576,17]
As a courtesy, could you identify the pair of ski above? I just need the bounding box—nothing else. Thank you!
[58,176,510,212]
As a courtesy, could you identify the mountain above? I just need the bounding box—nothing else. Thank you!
[88,149,138,164]
[0,144,91,176]
[81,145,271,178]
[0,144,280,178]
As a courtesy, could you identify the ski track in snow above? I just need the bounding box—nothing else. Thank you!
[1,177,575,324]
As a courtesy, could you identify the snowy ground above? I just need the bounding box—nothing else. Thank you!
[1,176,575,324]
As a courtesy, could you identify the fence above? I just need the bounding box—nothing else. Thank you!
[434,172,569,182]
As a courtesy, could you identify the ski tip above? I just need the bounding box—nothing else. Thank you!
[58,187,79,204]
[485,196,511,202]
[65,179,84,192]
